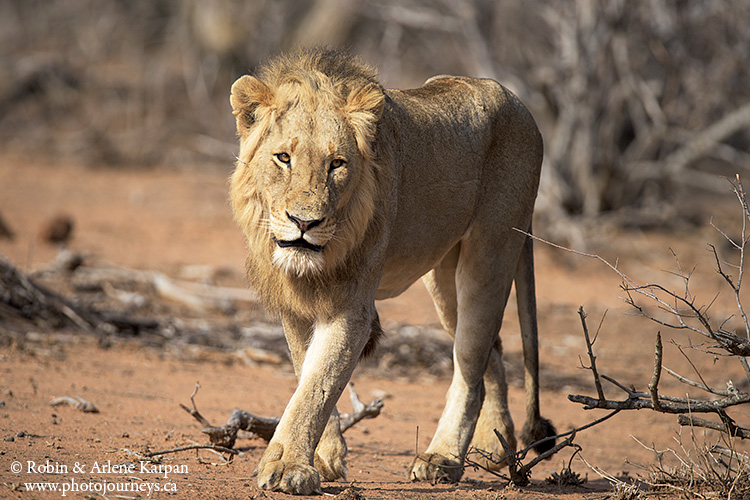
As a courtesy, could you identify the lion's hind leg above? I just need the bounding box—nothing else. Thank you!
[412,248,465,483]
[411,236,520,483]
[470,339,517,470]
[422,246,517,473]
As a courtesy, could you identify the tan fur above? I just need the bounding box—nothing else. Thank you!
[230,48,552,495]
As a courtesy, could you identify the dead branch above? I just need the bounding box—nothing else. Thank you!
[179,382,212,428]
[200,409,280,447]
[0,252,113,334]
[516,431,580,485]
[530,177,750,441]
[181,382,382,449]
[482,428,581,487]
[649,331,663,412]
[664,366,732,396]
[663,102,750,177]
[0,252,172,337]
[568,391,750,414]
[677,415,750,440]
[151,272,257,312]
[466,404,620,486]
[68,264,258,313]
[578,306,606,402]
[339,382,384,433]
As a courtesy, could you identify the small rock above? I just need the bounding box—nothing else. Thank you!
[40,214,75,245]
[0,212,13,240]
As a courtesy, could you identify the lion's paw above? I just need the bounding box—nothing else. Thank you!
[471,427,515,471]
[314,435,347,481]
[408,453,463,483]
[468,442,512,471]
[256,459,321,495]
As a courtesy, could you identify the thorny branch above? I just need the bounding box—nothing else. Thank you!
[561,176,750,441]
[490,429,580,487]
[569,308,750,423]
[466,407,621,486]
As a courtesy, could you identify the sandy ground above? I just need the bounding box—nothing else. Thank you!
[1,158,749,499]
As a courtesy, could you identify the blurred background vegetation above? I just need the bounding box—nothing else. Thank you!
[1,0,749,240]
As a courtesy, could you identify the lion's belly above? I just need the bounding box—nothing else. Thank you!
[375,270,427,300]
[375,215,468,300]
[375,233,458,299]
[375,236,456,299]
[374,169,479,300]
[375,262,433,300]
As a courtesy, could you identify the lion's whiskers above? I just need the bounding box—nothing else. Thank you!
[257,217,274,232]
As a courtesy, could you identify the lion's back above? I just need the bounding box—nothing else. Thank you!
[375,76,543,297]
[385,75,541,176]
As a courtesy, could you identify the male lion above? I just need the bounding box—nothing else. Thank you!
[229,48,555,495]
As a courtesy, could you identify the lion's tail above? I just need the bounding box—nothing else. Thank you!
[515,225,557,455]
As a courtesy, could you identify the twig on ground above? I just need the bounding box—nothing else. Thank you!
[144,444,239,457]
[48,396,99,413]
[580,455,645,499]
[677,415,750,439]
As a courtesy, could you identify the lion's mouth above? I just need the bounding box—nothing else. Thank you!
[273,237,324,253]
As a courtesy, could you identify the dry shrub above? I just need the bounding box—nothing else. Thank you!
[642,432,750,499]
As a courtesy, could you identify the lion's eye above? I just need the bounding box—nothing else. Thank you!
[275,152,291,165]
[330,158,346,171]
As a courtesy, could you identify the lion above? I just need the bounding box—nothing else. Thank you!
[229,48,555,495]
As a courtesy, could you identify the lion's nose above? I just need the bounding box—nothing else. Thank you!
[286,212,324,233]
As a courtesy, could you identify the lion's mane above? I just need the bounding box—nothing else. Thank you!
[230,48,389,319]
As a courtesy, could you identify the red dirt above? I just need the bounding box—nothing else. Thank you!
[1,158,748,499]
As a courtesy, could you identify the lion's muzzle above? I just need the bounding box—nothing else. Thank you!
[270,212,332,275]
[273,212,327,252]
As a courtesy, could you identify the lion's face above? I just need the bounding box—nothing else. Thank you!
[257,103,363,275]
[230,73,384,277]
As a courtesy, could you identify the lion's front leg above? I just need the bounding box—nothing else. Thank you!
[255,314,367,495]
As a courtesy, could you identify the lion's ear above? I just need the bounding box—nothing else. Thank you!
[230,75,273,136]
[346,83,385,120]
[345,83,384,158]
